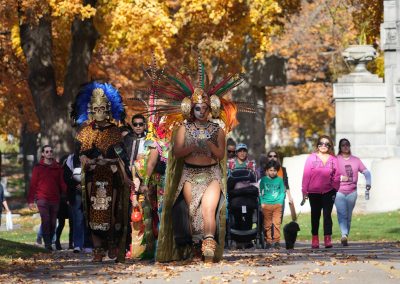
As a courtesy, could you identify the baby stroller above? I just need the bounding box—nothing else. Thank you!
[226,169,264,249]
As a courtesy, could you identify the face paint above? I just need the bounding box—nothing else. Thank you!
[193,103,209,120]
[89,88,110,122]
[91,102,108,121]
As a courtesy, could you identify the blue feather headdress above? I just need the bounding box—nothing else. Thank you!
[73,81,125,126]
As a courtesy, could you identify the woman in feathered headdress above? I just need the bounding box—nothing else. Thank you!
[72,81,130,263]
[154,57,247,263]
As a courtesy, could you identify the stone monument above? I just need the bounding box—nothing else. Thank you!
[332,0,400,212]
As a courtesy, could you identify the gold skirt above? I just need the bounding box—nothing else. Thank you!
[174,163,223,241]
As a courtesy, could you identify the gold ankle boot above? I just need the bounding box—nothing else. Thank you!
[201,237,216,263]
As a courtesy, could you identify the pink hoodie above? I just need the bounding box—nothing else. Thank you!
[302,152,340,195]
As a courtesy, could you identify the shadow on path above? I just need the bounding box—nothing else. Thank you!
[1,241,399,283]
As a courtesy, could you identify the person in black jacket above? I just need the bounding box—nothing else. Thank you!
[63,153,92,253]
[54,155,74,250]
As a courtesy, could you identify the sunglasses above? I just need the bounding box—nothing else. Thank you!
[227,150,235,154]
[268,154,277,158]
[133,123,144,127]
[45,150,53,154]
[318,142,331,148]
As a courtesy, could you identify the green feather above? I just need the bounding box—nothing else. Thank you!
[166,74,192,96]
[215,79,241,96]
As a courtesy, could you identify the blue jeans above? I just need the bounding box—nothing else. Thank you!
[71,193,85,249]
[335,191,357,237]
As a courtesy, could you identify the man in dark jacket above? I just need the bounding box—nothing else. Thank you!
[28,145,67,250]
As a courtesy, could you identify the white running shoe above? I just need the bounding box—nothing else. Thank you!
[83,247,93,253]
[73,247,81,253]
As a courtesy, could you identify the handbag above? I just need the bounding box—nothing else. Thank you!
[6,211,13,231]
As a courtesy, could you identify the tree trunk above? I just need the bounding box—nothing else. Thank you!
[232,55,286,160]
[20,124,38,197]
[232,84,267,160]
[19,1,98,158]
[63,0,99,105]
[19,18,72,157]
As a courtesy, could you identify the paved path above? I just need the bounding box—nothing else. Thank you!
[2,242,399,283]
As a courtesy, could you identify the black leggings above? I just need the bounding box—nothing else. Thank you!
[308,190,336,236]
[56,217,73,246]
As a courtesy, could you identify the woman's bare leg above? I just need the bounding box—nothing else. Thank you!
[182,182,192,207]
[201,180,221,236]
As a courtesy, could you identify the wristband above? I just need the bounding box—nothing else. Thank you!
[143,177,149,186]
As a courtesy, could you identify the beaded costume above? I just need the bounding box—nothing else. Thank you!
[173,122,222,242]
[72,81,130,263]
[126,57,170,260]
[150,56,249,263]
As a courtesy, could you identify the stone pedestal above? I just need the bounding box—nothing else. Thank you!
[333,41,400,213]
[333,70,398,158]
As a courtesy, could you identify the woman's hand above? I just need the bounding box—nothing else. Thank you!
[301,193,308,206]
[341,175,349,182]
[80,155,91,167]
[174,125,200,158]
[287,190,294,204]
[131,195,139,208]
[139,184,148,194]
[197,139,208,150]
[133,177,141,190]
[205,129,225,160]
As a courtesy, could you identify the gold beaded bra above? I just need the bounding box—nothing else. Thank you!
[184,122,219,159]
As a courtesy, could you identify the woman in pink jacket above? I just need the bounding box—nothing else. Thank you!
[302,135,340,249]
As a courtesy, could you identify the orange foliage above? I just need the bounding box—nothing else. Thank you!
[266,0,361,142]
[0,5,39,136]
[0,0,383,143]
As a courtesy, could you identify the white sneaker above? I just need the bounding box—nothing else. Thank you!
[73,247,81,253]
[83,248,93,253]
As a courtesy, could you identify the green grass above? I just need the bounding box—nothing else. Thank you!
[283,210,400,242]
[0,238,47,267]
[0,215,70,243]
[0,216,40,242]
[0,214,71,268]
[0,216,47,268]
[0,214,70,268]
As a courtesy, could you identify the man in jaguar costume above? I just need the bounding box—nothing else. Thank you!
[72,81,131,263]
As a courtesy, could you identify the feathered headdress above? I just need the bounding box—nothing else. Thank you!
[129,56,255,135]
[72,81,125,126]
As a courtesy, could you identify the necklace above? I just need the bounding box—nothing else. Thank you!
[188,122,211,139]
[194,121,209,129]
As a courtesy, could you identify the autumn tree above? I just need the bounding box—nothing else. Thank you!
[264,0,383,153]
